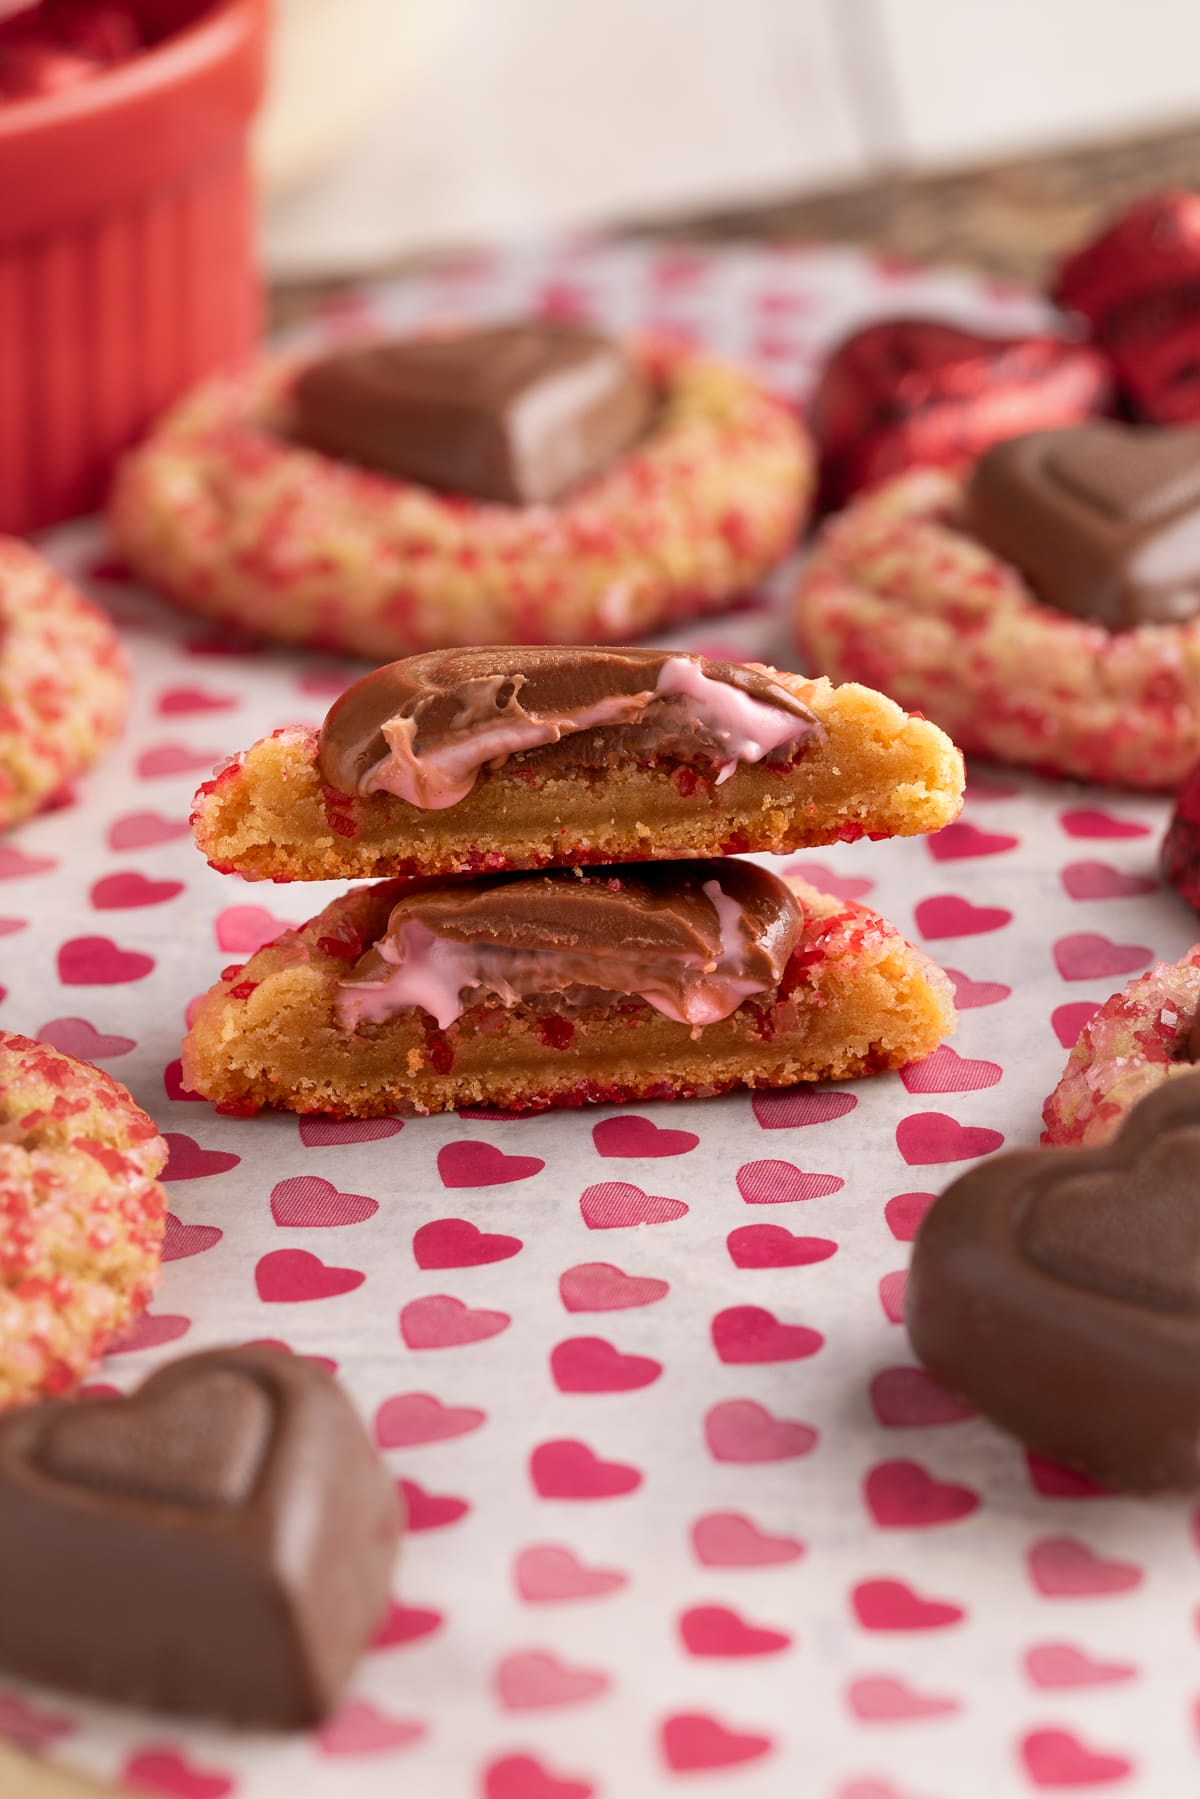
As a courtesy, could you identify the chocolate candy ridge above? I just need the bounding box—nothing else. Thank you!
[337,857,803,1032]
[907,1072,1200,1491]
[292,320,655,506]
[963,422,1200,629]
[0,1344,401,1723]
[318,645,821,807]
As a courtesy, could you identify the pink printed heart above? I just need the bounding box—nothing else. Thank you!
[781,860,875,900]
[438,1140,545,1187]
[270,1175,379,1227]
[1053,932,1152,981]
[705,1399,817,1463]
[852,1578,965,1630]
[1026,1452,1110,1499]
[107,811,190,850]
[413,1217,522,1268]
[711,1305,823,1363]
[550,1336,662,1392]
[736,1158,845,1203]
[374,1391,486,1447]
[869,1367,975,1428]
[214,905,294,955]
[57,935,155,984]
[1051,1002,1101,1049]
[691,1511,804,1567]
[163,1060,203,1102]
[578,1181,687,1228]
[120,1746,234,1799]
[558,1262,669,1310]
[483,1753,595,1799]
[895,1112,1004,1164]
[162,1134,240,1181]
[846,1675,959,1722]
[398,1477,470,1532]
[944,968,1012,1008]
[591,1114,698,1157]
[0,1692,75,1750]
[679,1603,791,1657]
[162,1214,222,1262]
[927,821,1019,860]
[726,1224,837,1267]
[660,1712,774,1774]
[1024,1643,1138,1689]
[0,846,57,878]
[1020,1728,1133,1788]
[494,1650,610,1710]
[751,1089,857,1129]
[1028,1537,1143,1597]
[371,1601,443,1648]
[37,1016,135,1059]
[864,1459,979,1527]
[879,1272,907,1322]
[1060,807,1149,840]
[254,1248,366,1303]
[298,1115,404,1146]
[109,1312,191,1354]
[156,685,236,716]
[529,1438,643,1499]
[137,742,221,778]
[914,895,1013,938]
[900,1047,1002,1094]
[1060,860,1158,900]
[400,1294,510,1349]
[514,1543,627,1601]
[883,1192,935,1241]
[0,917,24,936]
[316,1700,426,1756]
[90,872,183,910]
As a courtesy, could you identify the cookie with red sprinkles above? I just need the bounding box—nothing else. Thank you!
[109,340,814,658]
[0,1031,167,1409]
[0,538,129,831]
[795,466,1200,790]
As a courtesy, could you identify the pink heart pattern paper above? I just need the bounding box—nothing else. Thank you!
[3,240,1195,1799]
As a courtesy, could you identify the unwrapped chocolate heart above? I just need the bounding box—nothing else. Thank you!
[963,421,1200,628]
[0,1345,402,1724]
[907,1072,1200,1490]
[808,317,1110,510]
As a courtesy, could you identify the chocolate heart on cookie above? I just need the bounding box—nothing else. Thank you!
[809,318,1110,510]
[963,422,1200,629]
[907,1073,1200,1490]
[0,1346,402,1723]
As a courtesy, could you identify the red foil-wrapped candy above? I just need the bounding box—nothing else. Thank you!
[1053,192,1200,425]
[809,317,1112,512]
[1162,758,1200,916]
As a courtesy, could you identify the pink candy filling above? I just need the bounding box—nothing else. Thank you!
[362,658,814,807]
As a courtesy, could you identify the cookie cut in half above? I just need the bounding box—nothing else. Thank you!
[181,862,956,1118]
[192,646,964,881]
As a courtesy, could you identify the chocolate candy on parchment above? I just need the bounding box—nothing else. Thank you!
[0,1345,402,1724]
[808,317,1110,510]
[907,1073,1200,1491]
[963,422,1200,629]
[1054,191,1200,426]
[292,321,655,506]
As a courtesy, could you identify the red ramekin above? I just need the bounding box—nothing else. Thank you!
[0,0,268,534]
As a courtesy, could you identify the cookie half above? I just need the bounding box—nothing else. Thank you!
[181,867,956,1118]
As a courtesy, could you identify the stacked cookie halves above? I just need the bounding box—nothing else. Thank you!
[183,645,965,1118]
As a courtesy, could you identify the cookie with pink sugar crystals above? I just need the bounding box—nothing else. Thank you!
[0,1031,167,1409]
[0,538,129,831]
[109,333,813,660]
[1042,949,1200,1147]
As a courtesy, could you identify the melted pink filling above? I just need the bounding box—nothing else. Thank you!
[336,877,771,1032]
[362,658,814,807]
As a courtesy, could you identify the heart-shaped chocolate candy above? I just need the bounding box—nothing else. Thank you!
[963,422,1200,628]
[908,1072,1200,1490]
